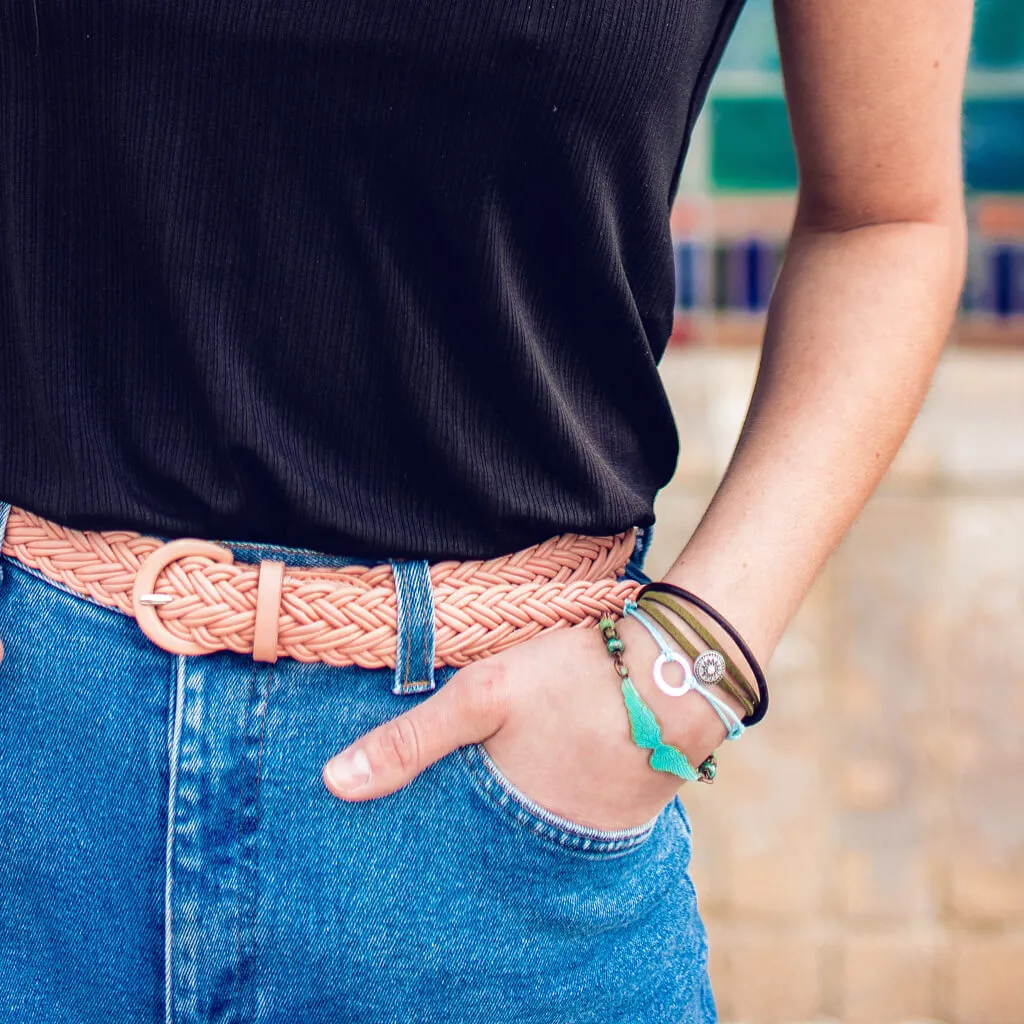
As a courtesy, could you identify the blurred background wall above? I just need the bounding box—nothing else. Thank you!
[649,2,1024,1021]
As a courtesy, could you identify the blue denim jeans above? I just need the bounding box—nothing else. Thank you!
[0,508,716,1023]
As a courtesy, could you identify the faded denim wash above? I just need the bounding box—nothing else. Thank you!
[0,506,716,1023]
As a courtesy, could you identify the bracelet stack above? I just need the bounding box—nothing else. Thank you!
[598,615,718,784]
[599,582,770,785]
[622,600,744,741]
[637,582,768,727]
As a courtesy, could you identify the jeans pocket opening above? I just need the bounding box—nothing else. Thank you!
[456,742,661,858]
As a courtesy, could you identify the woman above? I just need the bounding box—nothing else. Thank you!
[0,0,971,1020]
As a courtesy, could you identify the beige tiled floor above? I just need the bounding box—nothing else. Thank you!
[648,349,1024,1024]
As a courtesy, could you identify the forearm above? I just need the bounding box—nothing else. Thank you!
[662,214,966,666]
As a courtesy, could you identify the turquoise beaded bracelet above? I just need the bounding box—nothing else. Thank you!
[598,615,717,784]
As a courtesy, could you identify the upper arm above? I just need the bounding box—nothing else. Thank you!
[774,0,974,229]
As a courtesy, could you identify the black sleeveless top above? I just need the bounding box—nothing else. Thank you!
[0,0,744,559]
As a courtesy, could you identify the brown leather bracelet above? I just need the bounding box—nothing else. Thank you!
[638,592,759,705]
[635,597,755,717]
[637,583,769,727]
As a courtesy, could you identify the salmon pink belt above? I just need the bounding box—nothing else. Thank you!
[0,506,640,669]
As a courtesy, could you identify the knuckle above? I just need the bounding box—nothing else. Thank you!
[379,716,422,773]
[458,662,510,728]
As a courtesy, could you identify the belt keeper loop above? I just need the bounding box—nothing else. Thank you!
[252,559,285,663]
[0,501,9,665]
[389,558,437,695]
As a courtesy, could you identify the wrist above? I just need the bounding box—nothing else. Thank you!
[614,614,732,766]
[660,561,779,669]
[635,580,769,727]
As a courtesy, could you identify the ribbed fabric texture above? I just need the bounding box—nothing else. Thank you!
[0,0,744,560]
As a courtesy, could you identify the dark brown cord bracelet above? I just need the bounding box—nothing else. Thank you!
[635,596,756,717]
[635,582,769,726]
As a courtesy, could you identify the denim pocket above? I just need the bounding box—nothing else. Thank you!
[455,741,662,858]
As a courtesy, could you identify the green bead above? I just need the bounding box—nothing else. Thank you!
[598,616,615,633]
[606,637,624,654]
[698,756,718,782]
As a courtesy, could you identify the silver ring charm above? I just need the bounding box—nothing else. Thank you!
[653,651,697,697]
[693,649,726,686]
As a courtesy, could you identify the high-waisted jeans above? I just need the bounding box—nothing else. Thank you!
[0,505,716,1023]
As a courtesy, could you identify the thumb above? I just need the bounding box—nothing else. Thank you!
[322,664,509,801]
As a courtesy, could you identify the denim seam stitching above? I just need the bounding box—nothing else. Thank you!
[469,760,643,855]
[471,743,658,844]
[423,560,435,689]
[418,595,429,688]
[230,663,260,1019]
[457,745,655,856]
[246,662,276,1015]
[164,654,188,1024]
[230,662,275,1024]
[0,504,10,576]
[391,561,407,695]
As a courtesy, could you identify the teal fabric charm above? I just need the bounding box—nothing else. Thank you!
[622,600,745,742]
[620,676,700,782]
[599,609,718,784]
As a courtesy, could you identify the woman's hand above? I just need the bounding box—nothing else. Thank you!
[322,616,734,831]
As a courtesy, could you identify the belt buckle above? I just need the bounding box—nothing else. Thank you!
[130,538,235,655]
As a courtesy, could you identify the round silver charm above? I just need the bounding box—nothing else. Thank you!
[693,649,726,686]
[652,651,696,697]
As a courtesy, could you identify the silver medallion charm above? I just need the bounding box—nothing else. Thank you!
[693,649,726,686]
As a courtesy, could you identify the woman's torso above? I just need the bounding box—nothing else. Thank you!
[0,0,744,560]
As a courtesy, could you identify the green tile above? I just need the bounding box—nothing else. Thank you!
[719,0,1024,75]
[710,98,797,191]
[964,100,1024,193]
[718,0,1024,75]
[971,0,1024,70]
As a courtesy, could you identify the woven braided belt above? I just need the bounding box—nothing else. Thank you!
[0,506,641,668]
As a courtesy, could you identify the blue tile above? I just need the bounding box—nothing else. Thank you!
[964,100,1024,193]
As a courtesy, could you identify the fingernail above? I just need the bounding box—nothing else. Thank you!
[325,749,372,794]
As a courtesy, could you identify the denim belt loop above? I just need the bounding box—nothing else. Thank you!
[0,501,9,662]
[388,558,437,695]
[622,524,655,584]
[633,524,653,568]
[0,501,10,581]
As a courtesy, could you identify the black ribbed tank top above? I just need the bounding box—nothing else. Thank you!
[0,0,744,559]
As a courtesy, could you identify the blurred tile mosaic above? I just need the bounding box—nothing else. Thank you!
[672,0,1024,345]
